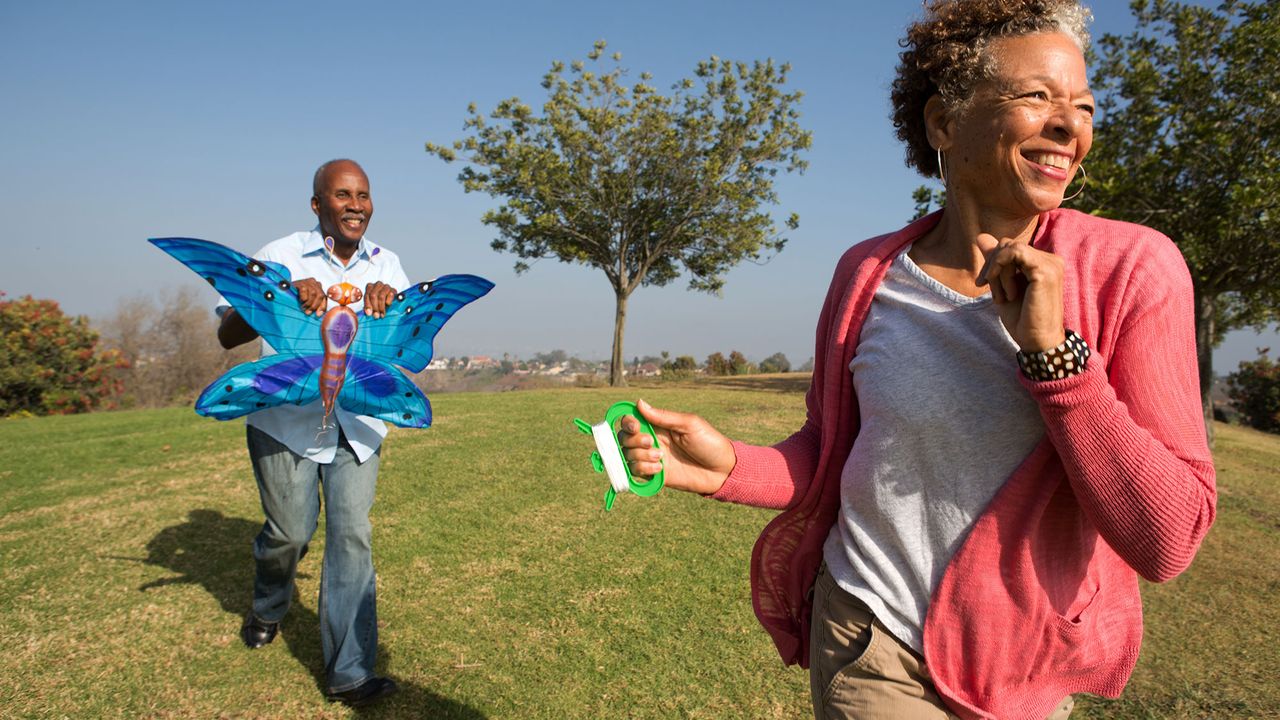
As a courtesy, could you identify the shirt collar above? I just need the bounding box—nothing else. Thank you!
[304,226,377,264]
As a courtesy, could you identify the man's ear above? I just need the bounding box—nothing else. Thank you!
[311,196,320,215]
[924,94,953,151]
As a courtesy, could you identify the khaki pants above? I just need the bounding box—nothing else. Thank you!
[808,564,1074,720]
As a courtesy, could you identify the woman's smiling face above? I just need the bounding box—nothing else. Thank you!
[942,31,1095,218]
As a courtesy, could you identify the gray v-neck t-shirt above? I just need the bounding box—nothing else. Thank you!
[823,248,1045,654]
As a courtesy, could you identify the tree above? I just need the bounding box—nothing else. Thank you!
[100,288,254,408]
[910,185,945,221]
[533,349,569,366]
[728,349,755,375]
[759,352,792,373]
[705,352,732,376]
[1226,347,1280,433]
[661,354,698,379]
[427,41,811,386]
[0,293,124,416]
[1074,0,1280,436]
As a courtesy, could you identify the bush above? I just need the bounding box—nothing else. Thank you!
[99,288,255,408]
[661,355,698,380]
[1226,348,1280,434]
[705,352,731,376]
[574,373,605,388]
[0,293,125,416]
[759,352,791,374]
[728,350,756,375]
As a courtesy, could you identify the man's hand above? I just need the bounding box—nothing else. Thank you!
[363,281,397,318]
[294,278,328,316]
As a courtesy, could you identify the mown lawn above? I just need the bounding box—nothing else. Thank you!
[0,375,1275,719]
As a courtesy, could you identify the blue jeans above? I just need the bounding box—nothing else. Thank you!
[246,425,381,692]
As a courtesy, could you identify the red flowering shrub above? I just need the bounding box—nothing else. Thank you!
[0,292,125,416]
[1226,348,1280,434]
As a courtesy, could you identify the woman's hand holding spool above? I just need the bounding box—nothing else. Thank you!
[617,399,736,496]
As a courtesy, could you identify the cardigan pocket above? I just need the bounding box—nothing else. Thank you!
[1049,581,1100,636]
[1041,581,1109,676]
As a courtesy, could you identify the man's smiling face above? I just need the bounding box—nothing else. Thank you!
[311,160,373,249]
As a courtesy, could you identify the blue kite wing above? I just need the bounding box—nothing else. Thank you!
[195,353,324,420]
[339,356,432,428]
[351,274,494,372]
[149,237,323,356]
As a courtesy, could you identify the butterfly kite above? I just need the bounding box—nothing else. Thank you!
[150,237,493,429]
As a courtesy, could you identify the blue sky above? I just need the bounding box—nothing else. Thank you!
[3,0,1273,372]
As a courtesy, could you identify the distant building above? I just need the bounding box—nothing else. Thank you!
[634,362,661,377]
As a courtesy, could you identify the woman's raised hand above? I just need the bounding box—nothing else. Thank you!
[617,399,736,496]
[976,233,1066,352]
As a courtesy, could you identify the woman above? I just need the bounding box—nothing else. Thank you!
[619,1,1216,718]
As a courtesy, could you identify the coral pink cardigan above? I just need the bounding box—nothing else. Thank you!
[712,209,1216,720]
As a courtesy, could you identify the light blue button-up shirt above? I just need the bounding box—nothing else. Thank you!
[216,228,411,464]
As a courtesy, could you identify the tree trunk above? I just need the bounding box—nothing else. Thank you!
[1194,290,1216,447]
[610,290,628,387]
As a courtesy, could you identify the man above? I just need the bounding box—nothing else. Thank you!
[217,159,406,707]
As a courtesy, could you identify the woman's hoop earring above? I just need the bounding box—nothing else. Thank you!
[1063,164,1087,202]
[936,147,947,186]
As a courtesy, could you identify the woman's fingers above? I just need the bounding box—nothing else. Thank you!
[619,414,664,475]
[616,399,735,495]
[978,240,1066,351]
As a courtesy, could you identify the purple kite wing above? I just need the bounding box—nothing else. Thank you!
[339,356,432,428]
[195,353,324,420]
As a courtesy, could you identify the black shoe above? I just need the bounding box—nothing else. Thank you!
[326,677,399,708]
[239,613,279,649]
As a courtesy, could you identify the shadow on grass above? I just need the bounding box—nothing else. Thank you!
[128,508,486,719]
[698,373,812,394]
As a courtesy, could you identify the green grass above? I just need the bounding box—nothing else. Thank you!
[0,376,1276,719]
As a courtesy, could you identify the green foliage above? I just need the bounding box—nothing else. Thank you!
[533,349,569,366]
[1227,348,1280,433]
[759,352,791,373]
[728,349,755,375]
[428,41,811,385]
[1076,0,1280,398]
[704,351,732,376]
[0,293,124,416]
[660,354,698,379]
[704,350,755,375]
[910,185,946,221]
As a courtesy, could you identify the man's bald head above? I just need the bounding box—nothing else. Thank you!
[313,159,368,198]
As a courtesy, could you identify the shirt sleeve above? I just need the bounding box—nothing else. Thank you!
[385,255,410,292]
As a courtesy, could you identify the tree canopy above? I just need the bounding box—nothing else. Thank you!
[759,352,792,373]
[1,293,124,416]
[1075,0,1280,429]
[427,41,811,385]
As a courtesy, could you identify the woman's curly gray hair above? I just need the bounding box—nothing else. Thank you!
[891,0,1092,178]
